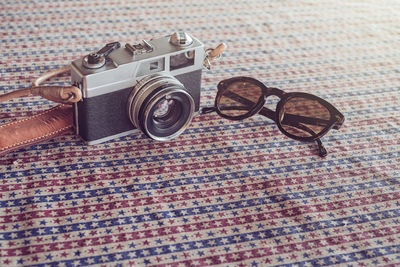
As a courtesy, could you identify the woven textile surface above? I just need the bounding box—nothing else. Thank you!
[1,0,400,266]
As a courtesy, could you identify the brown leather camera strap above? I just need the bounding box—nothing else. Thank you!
[0,105,74,156]
[0,43,228,156]
[0,66,78,156]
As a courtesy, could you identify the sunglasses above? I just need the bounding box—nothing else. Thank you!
[201,77,345,157]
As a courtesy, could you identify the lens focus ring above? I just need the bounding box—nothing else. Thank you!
[127,74,195,141]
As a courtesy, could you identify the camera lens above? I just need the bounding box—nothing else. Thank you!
[153,99,175,119]
[127,74,195,141]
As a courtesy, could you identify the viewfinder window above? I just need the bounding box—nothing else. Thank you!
[137,58,165,77]
[150,61,159,70]
[170,50,195,71]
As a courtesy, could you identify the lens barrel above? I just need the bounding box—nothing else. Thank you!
[127,74,195,141]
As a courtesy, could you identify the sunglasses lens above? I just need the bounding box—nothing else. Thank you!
[217,81,263,118]
[279,97,331,138]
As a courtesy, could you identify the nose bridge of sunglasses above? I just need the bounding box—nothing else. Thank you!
[262,94,281,113]
[263,87,286,98]
[261,87,285,110]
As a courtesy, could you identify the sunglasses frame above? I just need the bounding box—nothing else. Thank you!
[205,76,345,156]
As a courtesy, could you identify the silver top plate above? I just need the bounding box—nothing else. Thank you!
[70,33,204,98]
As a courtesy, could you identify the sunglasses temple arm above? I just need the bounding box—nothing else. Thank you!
[297,123,328,157]
[283,121,328,157]
[258,107,277,122]
[200,106,217,115]
[316,138,328,157]
[296,123,328,157]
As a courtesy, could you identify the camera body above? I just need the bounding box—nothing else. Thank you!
[70,31,204,145]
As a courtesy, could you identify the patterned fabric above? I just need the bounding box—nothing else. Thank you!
[1,0,400,266]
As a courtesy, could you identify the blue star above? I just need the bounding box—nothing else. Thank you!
[169,188,176,193]
[304,215,312,221]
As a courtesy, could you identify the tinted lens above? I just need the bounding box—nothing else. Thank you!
[279,97,331,138]
[216,81,263,117]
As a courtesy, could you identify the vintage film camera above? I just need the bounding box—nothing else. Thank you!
[70,31,204,144]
